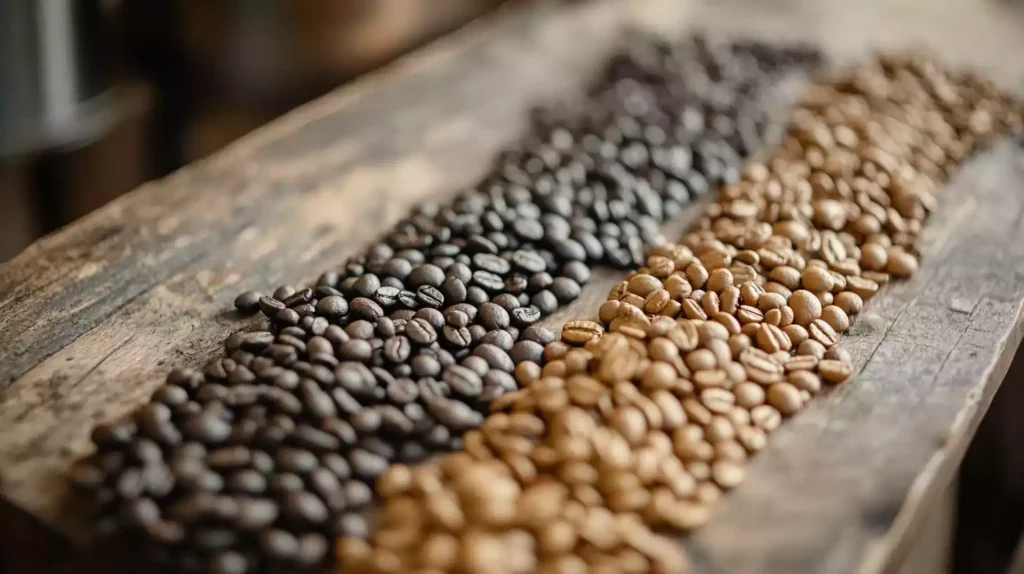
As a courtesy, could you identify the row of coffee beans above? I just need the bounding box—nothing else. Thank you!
[337,54,1023,572]
[69,36,823,574]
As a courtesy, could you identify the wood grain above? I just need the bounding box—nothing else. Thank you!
[2,0,1024,573]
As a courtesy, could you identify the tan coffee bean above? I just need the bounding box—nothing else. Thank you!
[886,246,919,277]
[737,425,767,452]
[727,333,753,359]
[515,361,542,386]
[720,286,741,315]
[763,282,792,299]
[704,415,736,443]
[801,266,835,292]
[830,270,848,292]
[764,308,783,327]
[537,520,577,556]
[860,242,888,271]
[705,338,733,369]
[598,300,621,323]
[648,338,679,362]
[815,290,834,307]
[701,291,721,315]
[646,255,676,278]
[518,481,568,528]
[733,381,766,408]
[504,453,538,485]
[818,359,854,384]
[825,345,853,363]
[712,460,748,489]
[712,311,742,335]
[736,305,765,325]
[862,270,890,286]
[644,289,672,314]
[627,274,663,297]
[714,439,748,463]
[797,338,827,359]
[686,263,709,289]
[461,531,506,573]
[684,349,717,372]
[660,299,683,318]
[664,274,693,299]
[700,388,736,414]
[698,321,730,344]
[756,323,792,353]
[821,305,851,333]
[682,398,713,426]
[681,299,708,321]
[668,321,699,352]
[846,275,880,299]
[757,292,787,312]
[652,390,686,429]
[788,370,822,393]
[768,265,801,290]
[620,293,646,309]
[692,368,728,390]
[706,268,734,293]
[789,289,823,326]
[634,395,665,430]
[565,375,608,408]
[640,362,677,392]
[611,407,648,446]
[739,347,784,385]
[784,354,818,372]
[377,464,414,498]
[808,319,839,347]
[739,281,764,306]
[783,324,809,346]
[766,382,803,416]
[564,349,593,374]
[779,304,795,326]
[560,461,599,486]
[750,404,783,431]
[544,341,571,361]
[420,532,459,570]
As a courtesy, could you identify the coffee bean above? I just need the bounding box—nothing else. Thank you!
[234,291,263,313]
[511,306,541,326]
[283,490,328,524]
[479,303,510,330]
[407,318,438,345]
[444,365,483,396]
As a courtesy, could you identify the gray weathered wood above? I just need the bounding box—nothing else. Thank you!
[3,0,1024,573]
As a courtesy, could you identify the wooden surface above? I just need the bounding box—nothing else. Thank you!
[3,0,1024,573]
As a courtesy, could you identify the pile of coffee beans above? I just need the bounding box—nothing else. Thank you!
[69,35,823,574]
[338,54,1023,572]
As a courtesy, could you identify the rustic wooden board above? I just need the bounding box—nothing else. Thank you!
[3,0,1024,573]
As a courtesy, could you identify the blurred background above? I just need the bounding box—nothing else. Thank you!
[0,0,515,261]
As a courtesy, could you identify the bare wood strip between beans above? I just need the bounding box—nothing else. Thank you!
[340,53,1024,573]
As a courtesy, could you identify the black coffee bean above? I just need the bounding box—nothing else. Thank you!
[473,344,515,372]
[271,473,305,493]
[466,286,489,305]
[426,397,484,431]
[353,274,381,298]
[234,291,263,313]
[490,293,521,311]
[276,448,318,474]
[512,218,544,241]
[292,425,341,452]
[472,253,512,276]
[382,336,412,363]
[411,354,441,377]
[338,339,373,361]
[228,470,267,494]
[348,448,390,480]
[260,529,299,560]
[416,285,445,308]
[295,533,329,566]
[406,318,438,345]
[414,308,445,330]
[345,320,375,340]
[350,298,383,321]
[510,340,544,364]
[443,365,483,396]
[510,249,546,273]
[207,446,251,469]
[334,513,368,538]
[531,290,558,314]
[351,408,382,434]
[321,420,357,448]
[386,378,419,404]
[478,302,510,330]
[511,305,541,325]
[374,285,401,307]
[235,498,278,530]
[306,336,333,357]
[442,325,472,348]
[283,288,313,308]
[522,325,555,345]
[258,296,285,317]
[460,355,490,378]
[439,276,467,304]
[343,480,373,508]
[284,490,328,524]
[444,309,469,328]
[275,307,301,326]
[323,325,349,347]
[528,272,553,293]
[407,264,445,288]
[397,290,418,308]
[472,270,505,292]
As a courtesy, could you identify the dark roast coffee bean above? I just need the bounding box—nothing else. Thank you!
[416,285,445,308]
[321,419,358,447]
[406,318,437,345]
[284,490,328,524]
[260,529,299,560]
[473,344,515,372]
[511,305,541,325]
[258,296,285,317]
[234,291,263,313]
[444,309,469,328]
[414,308,445,330]
[443,365,483,396]
[350,298,383,321]
[510,340,544,364]
[440,276,468,303]
[411,354,441,377]
[338,339,373,362]
[472,270,506,292]
[466,286,489,305]
[442,326,472,348]
[276,448,318,474]
[479,329,514,351]
[531,290,558,313]
[343,480,373,508]
[382,336,412,363]
[407,264,445,288]
[478,302,510,330]
[386,378,419,404]
[522,325,556,345]
[460,356,490,378]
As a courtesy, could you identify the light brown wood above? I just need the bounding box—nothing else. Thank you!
[2,0,1024,573]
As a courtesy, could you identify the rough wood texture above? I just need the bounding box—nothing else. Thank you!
[2,0,1024,573]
